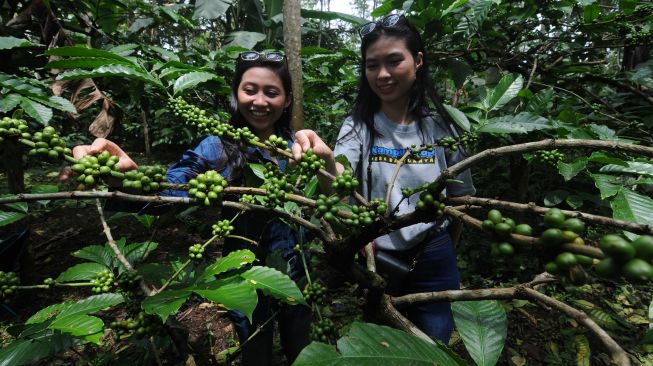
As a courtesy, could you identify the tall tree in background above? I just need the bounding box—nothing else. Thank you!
[283,0,304,130]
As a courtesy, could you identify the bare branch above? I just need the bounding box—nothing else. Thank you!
[431,139,653,195]
[392,284,630,366]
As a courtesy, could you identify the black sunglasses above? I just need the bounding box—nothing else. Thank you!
[238,51,285,63]
[358,14,405,39]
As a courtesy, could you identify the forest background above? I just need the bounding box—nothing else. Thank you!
[1,0,653,365]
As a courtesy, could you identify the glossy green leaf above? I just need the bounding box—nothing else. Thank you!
[0,36,38,50]
[49,314,103,337]
[452,300,507,366]
[73,245,114,267]
[443,104,471,132]
[241,266,306,306]
[294,322,465,365]
[304,176,319,198]
[544,190,568,206]
[56,263,107,282]
[142,289,192,322]
[300,9,368,25]
[590,174,623,199]
[487,74,523,111]
[172,71,221,95]
[44,46,136,65]
[600,162,653,177]
[200,249,256,280]
[57,65,163,89]
[0,93,21,112]
[557,158,588,181]
[611,189,653,239]
[45,57,132,70]
[19,97,52,125]
[194,278,257,321]
[122,241,158,267]
[26,303,69,324]
[0,339,54,366]
[0,211,26,227]
[193,0,232,20]
[225,31,266,49]
[0,197,27,213]
[477,113,549,134]
[56,293,124,319]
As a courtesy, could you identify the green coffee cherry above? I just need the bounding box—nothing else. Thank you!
[122,164,167,192]
[111,311,162,339]
[332,170,359,197]
[0,271,20,302]
[188,244,205,261]
[91,269,114,294]
[187,170,227,206]
[212,219,234,238]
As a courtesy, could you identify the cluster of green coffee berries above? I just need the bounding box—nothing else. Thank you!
[415,191,446,218]
[459,132,479,148]
[260,173,293,207]
[122,165,167,192]
[0,117,30,142]
[298,148,325,177]
[331,170,359,197]
[533,149,565,165]
[117,270,140,292]
[266,134,288,150]
[315,194,341,223]
[212,219,234,238]
[110,311,162,339]
[535,208,595,282]
[482,209,533,256]
[71,151,120,186]
[168,97,217,131]
[240,194,256,204]
[0,271,19,301]
[311,318,337,343]
[344,204,375,227]
[91,269,115,294]
[188,170,228,206]
[28,126,71,161]
[303,282,327,305]
[232,127,258,143]
[593,234,653,282]
[188,244,205,261]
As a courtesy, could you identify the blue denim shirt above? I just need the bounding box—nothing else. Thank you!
[164,134,302,278]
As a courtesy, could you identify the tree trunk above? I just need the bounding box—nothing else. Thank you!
[283,0,304,131]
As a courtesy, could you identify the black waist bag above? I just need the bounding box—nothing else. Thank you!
[374,250,411,295]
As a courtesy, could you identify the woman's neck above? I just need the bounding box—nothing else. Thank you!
[380,97,413,125]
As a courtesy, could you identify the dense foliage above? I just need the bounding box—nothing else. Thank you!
[1,0,652,365]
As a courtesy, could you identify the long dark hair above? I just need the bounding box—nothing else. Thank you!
[351,15,456,137]
[222,57,294,183]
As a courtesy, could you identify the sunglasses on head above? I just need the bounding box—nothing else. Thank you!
[358,14,406,39]
[238,51,285,63]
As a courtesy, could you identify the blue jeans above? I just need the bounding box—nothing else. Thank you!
[401,231,460,343]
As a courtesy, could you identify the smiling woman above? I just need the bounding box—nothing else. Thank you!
[68,51,311,366]
[292,14,475,344]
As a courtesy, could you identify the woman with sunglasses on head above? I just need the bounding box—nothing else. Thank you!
[293,14,475,343]
[68,51,310,365]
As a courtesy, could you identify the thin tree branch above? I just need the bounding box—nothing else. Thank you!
[392,283,630,366]
[95,199,152,296]
[385,150,411,213]
[431,139,653,196]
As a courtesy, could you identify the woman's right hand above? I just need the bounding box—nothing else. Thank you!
[60,138,137,181]
[292,129,341,175]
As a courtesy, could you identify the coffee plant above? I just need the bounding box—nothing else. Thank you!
[1,0,653,365]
